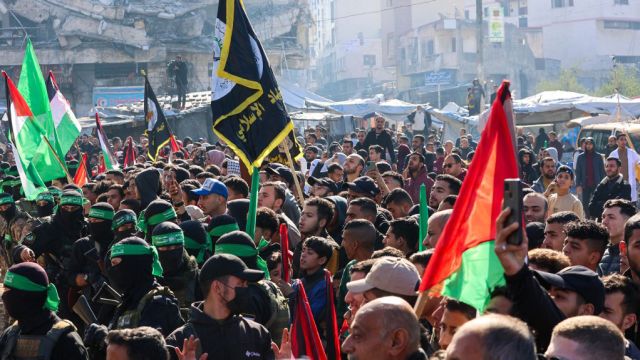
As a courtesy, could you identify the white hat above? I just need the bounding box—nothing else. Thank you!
[346,257,420,296]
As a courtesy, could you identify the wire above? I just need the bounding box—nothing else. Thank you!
[312,0,439,23]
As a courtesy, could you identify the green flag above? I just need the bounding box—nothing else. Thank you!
[18,39,66,182]
[4,73,47,200]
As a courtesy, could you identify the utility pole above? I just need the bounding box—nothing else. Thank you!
[476,0,484,83]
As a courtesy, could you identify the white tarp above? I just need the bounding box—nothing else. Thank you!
[306,95,420,121]
[513,91,640,125]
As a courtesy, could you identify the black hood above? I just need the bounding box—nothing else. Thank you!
[135,168,161,209]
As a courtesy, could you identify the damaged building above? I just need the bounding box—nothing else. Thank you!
[0,0,314,118]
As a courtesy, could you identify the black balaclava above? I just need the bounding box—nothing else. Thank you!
[112,209,138,242]
[55,190,86,236]
[88,202,115,254]
[0,192,17,223]
[207,214,239,247]
[143,199,177,243]
[107,237,154,294]
[2,262,49,322]
[180,220,210,265]
[152,222,185,276]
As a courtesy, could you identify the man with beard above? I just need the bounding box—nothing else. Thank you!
[428,174,462,209]
[523,193,548,224]
[214,231,290,345]
[355,129,367,152]
[0,262,88,359]
[67,203,115,326]
[257,182,301,250]
[165,254,275,360]
[403,152,434,204]
[532,157,557,193]
[342,138,354,155]
[575,137,605,208]
[599,200,636,276]
[609,133,640,202]
[344,154,365,183]
[588,157,632,219]
[364,116,396,164]
[15,190,88,321]
[83,237,183,357]
[152,222,199,320]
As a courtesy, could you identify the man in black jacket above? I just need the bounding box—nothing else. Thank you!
[575,138,605,208]
[166,254,275,359]
[364,115,396,164]
[494,208,605,352]
[588,157,632,219]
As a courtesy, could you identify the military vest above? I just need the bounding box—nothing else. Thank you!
[109,286,175,330]
[0,320,77,360]
[254,280,290,344]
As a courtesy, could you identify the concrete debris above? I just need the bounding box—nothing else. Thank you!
[7,0,216,49]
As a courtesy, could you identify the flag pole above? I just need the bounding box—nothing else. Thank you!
[281,137,305,205]
[246,166,260,239]
[419,184,428,251]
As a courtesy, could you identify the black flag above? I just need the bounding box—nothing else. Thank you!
[144,77,174,161]
[211,0,302,170]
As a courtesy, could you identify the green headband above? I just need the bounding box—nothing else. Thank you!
[36,192,54,203]
[208,223,239,238]
[147,208,177,227]
[48,188,62,197]
[184,235,211,264]
[4,271,60,312]
[2,180,20,187]
[214,238,270,280]
[89,208,114,221]
[6,170,18,177]
[110,243,163,277]
[113,213,137,230]
[152,231,184,247]
[0,195,14,205]
[67,164,79,170]
[60,195,84,206]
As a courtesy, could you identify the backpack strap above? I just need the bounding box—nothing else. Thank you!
[38,320,76,359]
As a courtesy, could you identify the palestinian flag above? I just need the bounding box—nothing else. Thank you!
[211,0,301,172]
[95,112,118,170]
[73,153,89,187]
[3,72,47,200]
[144,77,175,161]
[419,81,517,312]
[46,71,81,158]
[18,39,67,182]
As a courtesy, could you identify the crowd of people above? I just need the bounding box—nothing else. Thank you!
[0,113,638,360]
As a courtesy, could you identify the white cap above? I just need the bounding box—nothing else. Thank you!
[346,257,421,296]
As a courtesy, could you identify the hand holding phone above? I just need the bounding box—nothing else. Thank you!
[502,179,524,245]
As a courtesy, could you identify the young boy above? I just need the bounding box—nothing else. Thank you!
[545,165,585,219]
[290,236,335,339]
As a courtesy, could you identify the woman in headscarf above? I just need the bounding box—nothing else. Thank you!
[206,150,226,168]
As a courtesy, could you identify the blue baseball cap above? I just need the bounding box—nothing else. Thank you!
[192,178,228,198]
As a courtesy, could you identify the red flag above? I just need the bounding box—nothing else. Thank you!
[279,223,291,283]
[97,154,106,174]
[73,153,89,187]
[291,279,327,360]
[324,270,341,360]
[419,81,518,299]
[169,134,180,153]
[123,136,136,167]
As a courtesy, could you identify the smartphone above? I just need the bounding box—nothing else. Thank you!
[366,161,377,172]
[503,179,524,245]
[620,241,627,256]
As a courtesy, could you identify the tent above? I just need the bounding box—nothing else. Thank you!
[513,91,640,126]
[306,95,421,121]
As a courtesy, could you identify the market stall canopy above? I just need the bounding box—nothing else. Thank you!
[306,95,421,121]
[279,80,334,111]
[513,91,640,126]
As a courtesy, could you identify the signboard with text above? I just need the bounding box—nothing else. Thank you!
[92,86,145,107]
[424,70,455,86]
